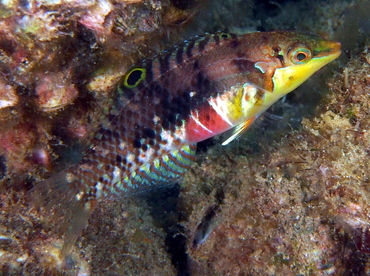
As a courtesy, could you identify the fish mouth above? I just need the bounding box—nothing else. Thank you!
[328,41,341,58]
[316,41,341,60]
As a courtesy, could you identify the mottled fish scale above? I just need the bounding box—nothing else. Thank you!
[30,31,341,257]
[90,33,243,193]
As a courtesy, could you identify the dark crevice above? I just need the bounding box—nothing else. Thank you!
[166,225,189,276]
[196,137,215,154]
[141,184,190,275]
[0,155,7,180]
[171,0,198,10]
[323,220,368,276]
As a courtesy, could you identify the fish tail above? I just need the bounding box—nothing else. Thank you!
[60,194,96,258]
[29,169,96,258]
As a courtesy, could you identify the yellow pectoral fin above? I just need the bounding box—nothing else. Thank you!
[222,117,256,146]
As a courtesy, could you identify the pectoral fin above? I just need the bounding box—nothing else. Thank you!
[221,117,256,146]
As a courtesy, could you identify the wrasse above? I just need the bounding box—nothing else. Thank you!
[30,31,341,257]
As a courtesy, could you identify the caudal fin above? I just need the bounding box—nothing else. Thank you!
[29,169,96,258]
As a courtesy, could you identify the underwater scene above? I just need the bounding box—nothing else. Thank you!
[0,0,370,275]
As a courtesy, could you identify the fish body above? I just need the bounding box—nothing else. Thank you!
[31,31,341,256]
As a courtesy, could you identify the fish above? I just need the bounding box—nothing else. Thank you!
[30,31,341,257]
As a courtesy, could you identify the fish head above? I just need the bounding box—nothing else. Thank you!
[240,31,341,117]
[270,31,341,96]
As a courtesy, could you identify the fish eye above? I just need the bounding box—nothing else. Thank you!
[123,68,146,88]
[289,48,312,64]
